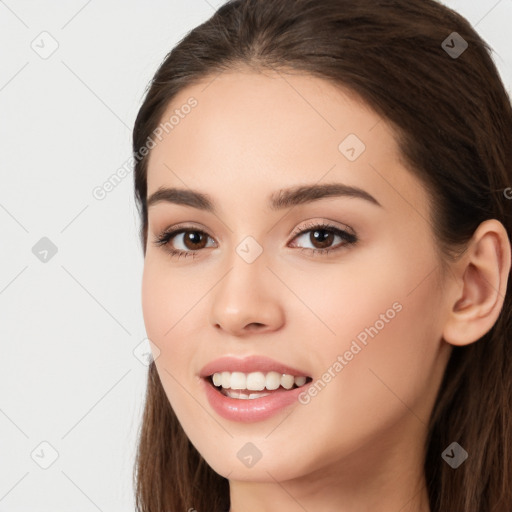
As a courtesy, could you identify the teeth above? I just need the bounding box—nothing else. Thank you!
[212,373,222,387]
[266,371,281,390]
[281,374,295,390]
[246,371,266,391]
[231,371,246,389]
[294,376,306,386]
[224,389,271,399]
[210,371,309,391]
[221,371,230,388]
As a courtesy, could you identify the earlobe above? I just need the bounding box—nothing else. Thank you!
[442,219,511,347]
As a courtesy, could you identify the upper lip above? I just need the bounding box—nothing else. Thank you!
[199,355,310,378]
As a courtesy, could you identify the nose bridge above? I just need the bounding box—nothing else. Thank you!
[209,235,284,334]
[217,236,269,310]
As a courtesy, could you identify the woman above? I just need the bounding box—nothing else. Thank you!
[131,1,512,510]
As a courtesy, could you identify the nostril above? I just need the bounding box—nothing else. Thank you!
[247,322,265,331]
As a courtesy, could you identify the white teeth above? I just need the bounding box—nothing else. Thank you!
[266,371,281,390]
[294,376,306,386]
[281,374,295,390]
[212,373,222,387]
[210,371,309,391]
[224,389,271,399]
[230,372,246,390]
[221,371,231,388]
[246,371,266,391]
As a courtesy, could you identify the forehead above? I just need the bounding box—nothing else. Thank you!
[145,70,428,221]
[148,69,379,175]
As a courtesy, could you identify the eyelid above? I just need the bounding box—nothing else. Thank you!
[155,221,212,239]
[289,218,356,238]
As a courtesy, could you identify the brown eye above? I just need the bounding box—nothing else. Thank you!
[181,230,208,250]
[307,228,336,249]
[289,222,357,255]
[153,227,215,259]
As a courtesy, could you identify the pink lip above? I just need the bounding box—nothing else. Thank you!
[199,355,310,378]
[199,355,312,423]
[200,378,310,423]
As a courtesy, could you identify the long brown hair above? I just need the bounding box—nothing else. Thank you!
[131,1,512,510]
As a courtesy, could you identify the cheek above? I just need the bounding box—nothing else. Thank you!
[278,285,440,476]
[141,262,167,340]
[299,249,442,417]
[141,258,207,383]
[141,262,191,371]
[141,263,199,422]
[141,255,195,338]
[316,264,442,428]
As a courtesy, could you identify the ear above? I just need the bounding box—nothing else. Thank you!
[443,219,511,346]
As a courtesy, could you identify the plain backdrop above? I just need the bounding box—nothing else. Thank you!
[0,1,511,510]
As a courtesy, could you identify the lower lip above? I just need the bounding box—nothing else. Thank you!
[201,378,308,423]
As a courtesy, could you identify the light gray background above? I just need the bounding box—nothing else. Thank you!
[0,1,510,510]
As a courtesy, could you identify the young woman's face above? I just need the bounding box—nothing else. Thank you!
[142,70,453,484]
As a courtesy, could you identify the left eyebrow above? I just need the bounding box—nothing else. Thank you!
[268,183,382,210]
[146,182,383,213]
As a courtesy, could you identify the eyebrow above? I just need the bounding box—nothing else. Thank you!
[147,182,382,213]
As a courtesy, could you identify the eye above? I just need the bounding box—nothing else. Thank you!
[288,221,358,256]
[153,225,215,260]
[152,221,358,260]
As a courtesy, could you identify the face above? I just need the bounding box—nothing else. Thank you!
[141,69,453,484]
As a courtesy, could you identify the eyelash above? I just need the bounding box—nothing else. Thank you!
[152,221,358,260]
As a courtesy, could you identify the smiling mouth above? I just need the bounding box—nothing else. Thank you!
[206,372,313,400]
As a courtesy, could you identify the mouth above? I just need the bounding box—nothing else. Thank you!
[205,371,313,400]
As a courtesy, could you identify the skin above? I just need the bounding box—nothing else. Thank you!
[141,68,511,512]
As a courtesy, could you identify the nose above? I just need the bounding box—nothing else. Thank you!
[209,251,285,337]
